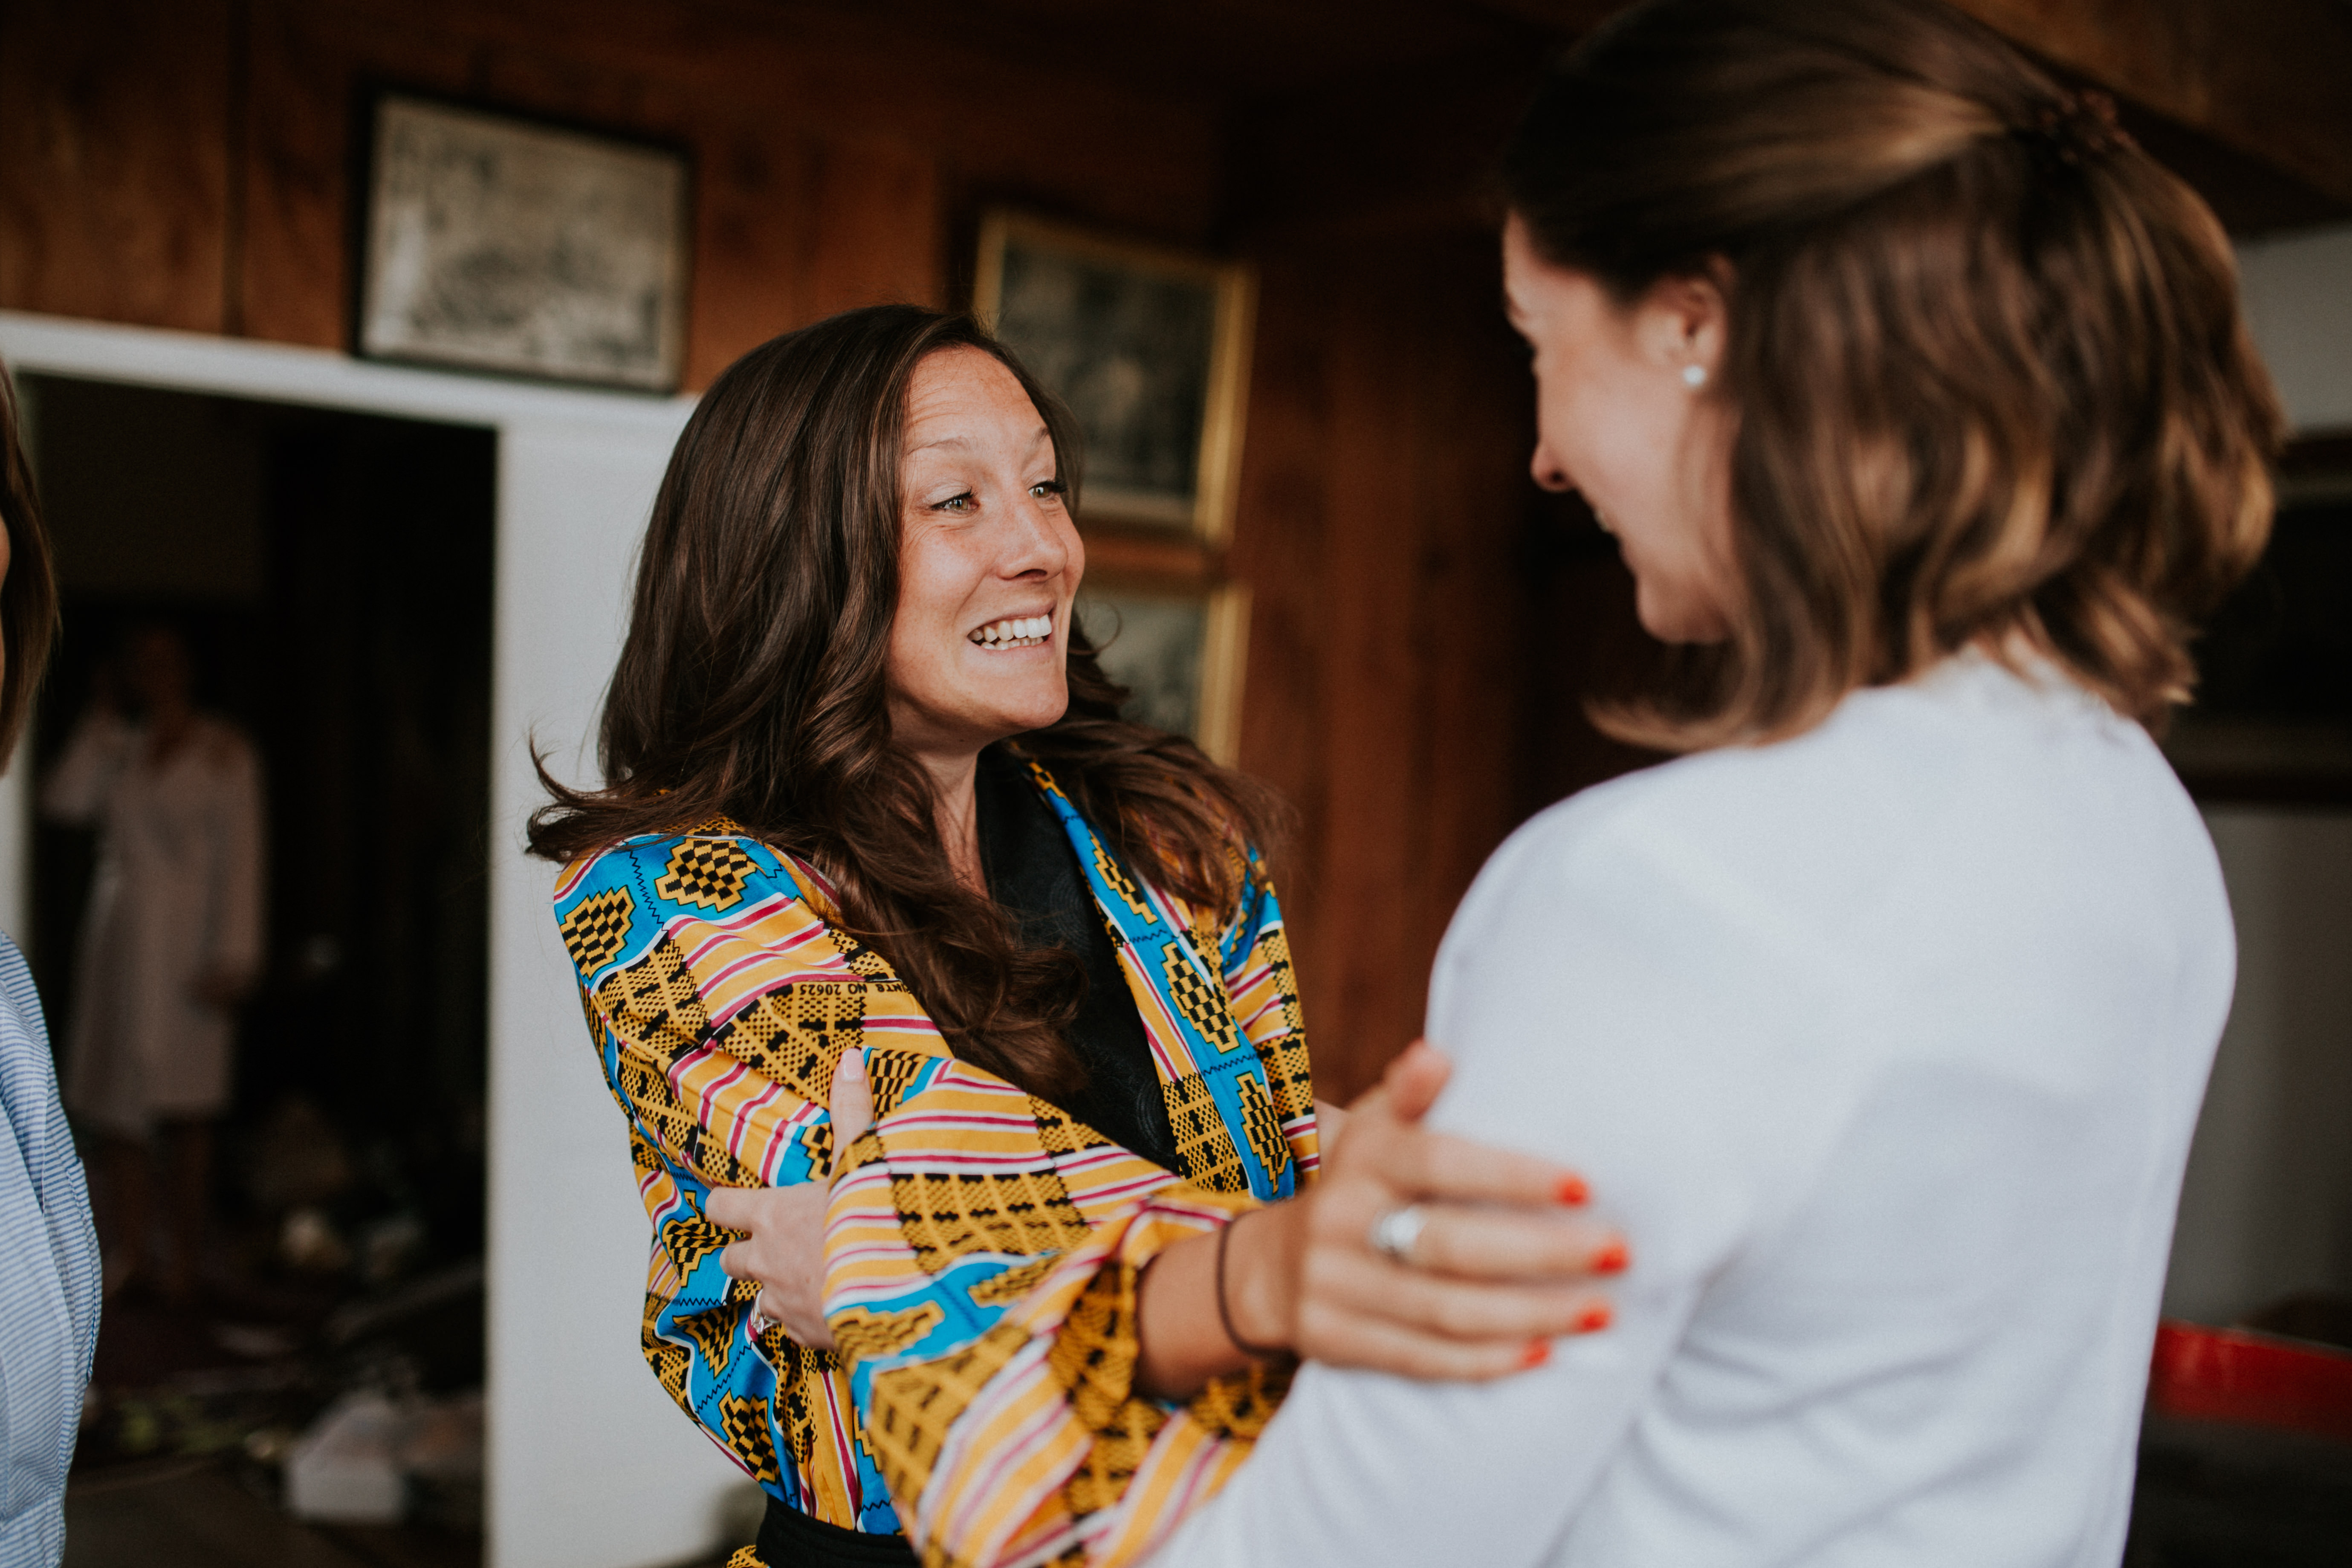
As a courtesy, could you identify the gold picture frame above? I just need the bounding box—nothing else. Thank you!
[975,211,1256,544]
[1074,577,1252,765]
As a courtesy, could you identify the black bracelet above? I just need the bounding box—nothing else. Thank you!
[1215,1209,1289,1361]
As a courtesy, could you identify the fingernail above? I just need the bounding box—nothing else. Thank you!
[1556,1174,1589,1206]
[1591,1240,1630,1275]
[1575,1303,1613,1334]
[842,1050,865,1076]
[1521,1339,1551,1369]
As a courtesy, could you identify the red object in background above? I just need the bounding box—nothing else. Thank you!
[2149,1319,2352,1442]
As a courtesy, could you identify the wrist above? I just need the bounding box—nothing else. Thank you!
[1221,1203,1299,1357]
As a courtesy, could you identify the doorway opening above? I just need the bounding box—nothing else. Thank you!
[22,372,494,1561]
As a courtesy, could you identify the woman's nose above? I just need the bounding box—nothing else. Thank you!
[1530,443,1574,492]
[1000,491,1070,576]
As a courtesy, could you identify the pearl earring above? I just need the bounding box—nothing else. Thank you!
[1682,364,1708,388]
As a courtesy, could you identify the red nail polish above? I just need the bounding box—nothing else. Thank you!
[1521,1339,1551,1369]
[1591,1240,1630,1276]
[1556,1175,1590,1206]
[1575,1303,1613,1334]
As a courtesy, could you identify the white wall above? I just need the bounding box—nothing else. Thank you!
[0,313,733,1568]
[2164,811,2352,1323]
[2239,223,2352,437]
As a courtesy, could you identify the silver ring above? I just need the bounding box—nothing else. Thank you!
[1368,1203,1429,1266]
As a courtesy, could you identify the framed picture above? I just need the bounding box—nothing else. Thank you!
[1076,578,1251,764]
[975,211,1256,542]
[356,91,692,392]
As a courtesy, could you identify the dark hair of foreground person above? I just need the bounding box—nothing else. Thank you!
[0,365,59,759]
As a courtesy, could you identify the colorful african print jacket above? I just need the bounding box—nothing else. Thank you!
[553,758,1317,1568]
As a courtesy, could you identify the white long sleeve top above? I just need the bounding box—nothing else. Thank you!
[1151,654,2232,1568]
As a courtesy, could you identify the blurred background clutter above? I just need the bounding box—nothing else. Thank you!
[0,2,2347,1565]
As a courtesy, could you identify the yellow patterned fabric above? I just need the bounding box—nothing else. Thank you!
[553,760,1317,1564]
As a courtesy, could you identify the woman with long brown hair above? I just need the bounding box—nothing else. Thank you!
[538,308,1620,1568]
[1137,0,2281,1562]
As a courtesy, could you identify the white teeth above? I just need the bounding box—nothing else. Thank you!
[969,614,1053,649]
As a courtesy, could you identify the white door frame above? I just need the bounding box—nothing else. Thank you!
[0,311,739,1568]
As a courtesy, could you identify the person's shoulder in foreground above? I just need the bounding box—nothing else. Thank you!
[0,932,102,1567]
[1149,657,2233,1568]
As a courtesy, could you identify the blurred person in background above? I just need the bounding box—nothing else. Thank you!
[42,623,263,1305]
[0,360,100,1568]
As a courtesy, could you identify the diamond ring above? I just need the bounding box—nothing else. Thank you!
[1368,1203,1430,1266]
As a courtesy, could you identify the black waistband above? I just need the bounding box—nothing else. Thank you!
[757,1497,919,1568]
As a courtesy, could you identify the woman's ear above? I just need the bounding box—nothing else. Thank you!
[1637,265,1731,384]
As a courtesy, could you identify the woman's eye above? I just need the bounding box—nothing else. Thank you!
[934,491,975,513]
[1030,479,1067,500]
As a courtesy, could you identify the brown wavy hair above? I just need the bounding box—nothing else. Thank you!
[0,362,59,770]
[1501,0,2283,747]
[528,306,1283,1098]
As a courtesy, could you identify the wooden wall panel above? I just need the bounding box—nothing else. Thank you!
[1231,230,1539,1101]
[800,138,946,320]
[678,121,819,389]
[1301,255,1434,1099]
[1406,235,1542,991]
[17,0,1218,379]
[1950,0,2352,208]
[238,3,452,348]
[1229,249,1335,869]
[0,0,234,332]
[3,0,1565,1105]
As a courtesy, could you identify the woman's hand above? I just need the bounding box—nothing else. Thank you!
[1136,1041,1623,1397]
[1234,1040,1624,1380]
[705,1049,875,1351]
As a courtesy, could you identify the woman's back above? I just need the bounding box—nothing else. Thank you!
[1158,655,2230,1566]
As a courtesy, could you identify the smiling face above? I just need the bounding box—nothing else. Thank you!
[1504,215,1739,644]
[885,346,1085,765]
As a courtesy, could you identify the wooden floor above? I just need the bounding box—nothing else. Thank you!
[67,1419,2347,1568]
[63,1460,750,1568]
[65,1462,478,1568]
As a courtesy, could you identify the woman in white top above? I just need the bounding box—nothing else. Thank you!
[1147,0,2282,1563]
[43,625,263,1300]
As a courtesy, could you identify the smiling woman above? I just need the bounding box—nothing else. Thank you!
[526,307,1617,1568]
[882,346,1088,887]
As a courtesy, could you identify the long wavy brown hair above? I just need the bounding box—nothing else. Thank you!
[1501,0,2282,748]
[0,361,59,768]
[529,306,1284,1098]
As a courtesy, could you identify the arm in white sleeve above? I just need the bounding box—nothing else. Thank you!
[1146,801,1840,1568]
[206,734,267,985]
[37,711,133,825]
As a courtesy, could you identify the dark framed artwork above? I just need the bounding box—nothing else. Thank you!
[1075,578,1251,764]
[974,211,1255,542]
[356,91,692,392]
